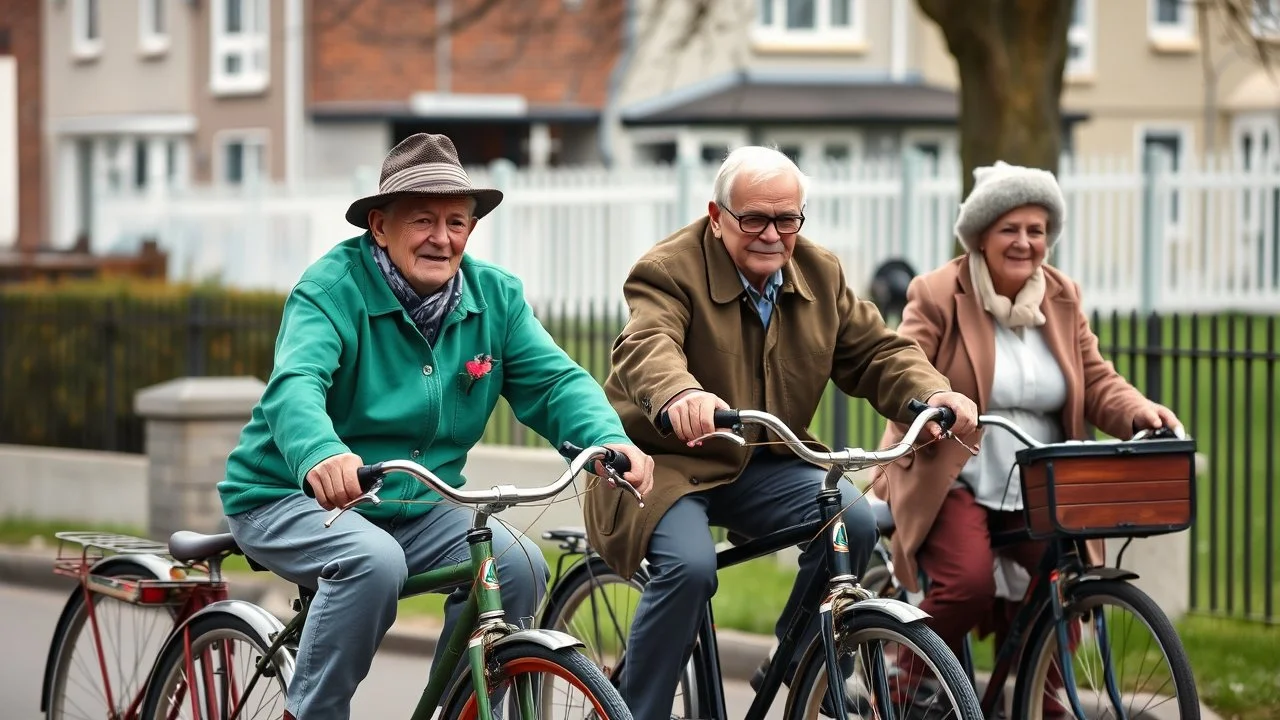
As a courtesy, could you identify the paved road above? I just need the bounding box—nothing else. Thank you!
[0,582,781,719]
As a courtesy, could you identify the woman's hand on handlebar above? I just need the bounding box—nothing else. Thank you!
[597,443,656,497]
[924,391,979,440]
[661,389,732,445]
[1133,402,1183,436]
[305,452,365,510]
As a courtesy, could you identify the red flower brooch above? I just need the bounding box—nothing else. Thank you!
[461,353,495,395]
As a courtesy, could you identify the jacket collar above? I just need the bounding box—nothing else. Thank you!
[357,231,484,319]
[702,219,816,304]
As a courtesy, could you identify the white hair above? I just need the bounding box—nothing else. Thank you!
[711,145,810,210]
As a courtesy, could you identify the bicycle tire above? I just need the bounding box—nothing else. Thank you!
[1012,579,1200,720]
[140,610,294,720]
[43,560,174,719]
[785,606,984,720]
[540,554,702,718]
[440,641,633,720]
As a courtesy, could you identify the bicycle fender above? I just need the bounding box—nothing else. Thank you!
[41,555,173,712]
[94,552,181,578]
[490,628,585,653]
[1069,567,1140,586]
[847,597,933,624]
[143,599,296,697]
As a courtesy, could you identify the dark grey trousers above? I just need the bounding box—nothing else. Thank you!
[620,450,878,720]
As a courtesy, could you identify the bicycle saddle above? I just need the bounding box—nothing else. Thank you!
[168,530,241,562]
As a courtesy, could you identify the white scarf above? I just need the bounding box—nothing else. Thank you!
[968,252,1046,329]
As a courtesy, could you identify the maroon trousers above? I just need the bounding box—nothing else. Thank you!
[912,487,1070,713]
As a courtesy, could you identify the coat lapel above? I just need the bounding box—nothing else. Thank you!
[954,258,995,412]
[1037,275,1086,439]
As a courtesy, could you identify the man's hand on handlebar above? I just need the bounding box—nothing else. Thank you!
[596,443,655,497]
[661,389,732,445]
[925,391,978,440]
[305,452,366,510]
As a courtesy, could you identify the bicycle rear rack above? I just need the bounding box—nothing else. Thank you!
[52,531,217,606]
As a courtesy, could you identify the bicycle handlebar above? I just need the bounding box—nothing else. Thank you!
[665,398,955,470]
[306,444,638,528]
[977,413,1188,447]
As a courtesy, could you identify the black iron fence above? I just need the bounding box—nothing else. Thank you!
[0,290,1274,623]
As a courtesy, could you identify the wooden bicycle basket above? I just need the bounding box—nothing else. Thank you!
[1016,437,1197,540]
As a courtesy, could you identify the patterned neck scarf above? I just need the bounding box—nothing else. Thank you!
[370,241,464,345]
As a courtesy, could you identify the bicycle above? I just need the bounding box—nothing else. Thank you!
[41,443,640,720]
[861,414,1202,719]
[539,400,985,720]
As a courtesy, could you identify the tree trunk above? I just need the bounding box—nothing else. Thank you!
[918,0,1074,235]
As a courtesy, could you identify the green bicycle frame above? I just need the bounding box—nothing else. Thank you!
[245,520,520,720]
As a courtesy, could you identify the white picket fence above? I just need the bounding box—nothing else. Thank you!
[91,149,1280,313]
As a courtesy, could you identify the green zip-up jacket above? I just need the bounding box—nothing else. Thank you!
[217,232,632,521]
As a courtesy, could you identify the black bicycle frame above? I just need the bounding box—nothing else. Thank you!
[691,465,860,720]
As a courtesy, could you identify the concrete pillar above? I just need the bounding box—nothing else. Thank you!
[134,376,265,541]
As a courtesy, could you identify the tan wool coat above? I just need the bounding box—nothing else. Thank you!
[586,217,954,579]
[876,256,1151,592]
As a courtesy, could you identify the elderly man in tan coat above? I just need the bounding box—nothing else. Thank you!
[586,145,979,720]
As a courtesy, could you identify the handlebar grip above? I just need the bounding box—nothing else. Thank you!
[301,462,385,498]
[557,442,632,474]
[908,398,956,430]
[656,409,741,434]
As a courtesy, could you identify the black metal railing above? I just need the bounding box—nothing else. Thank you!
[0,294,1273,622]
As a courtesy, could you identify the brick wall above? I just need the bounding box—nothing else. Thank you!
[0,0,43,250]
[310,0,623,107]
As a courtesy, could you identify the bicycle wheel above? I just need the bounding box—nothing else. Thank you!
[43,560,176,720]
[785,605,983,720]
[1012,579,1199,720]
[141,611,294,720]
[440,641,633,720]
[540,555,701,719]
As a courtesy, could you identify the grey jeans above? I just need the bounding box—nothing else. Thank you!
[621,450,878,720]
[225,493,550,720]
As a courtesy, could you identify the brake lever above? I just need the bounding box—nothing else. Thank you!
[603,466,645,508]
[322,478,385,528]
[688,431,748,447]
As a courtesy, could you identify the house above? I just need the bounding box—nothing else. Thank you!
[305,0,625,176]
[42,0,299,252]
[0,0,43,252]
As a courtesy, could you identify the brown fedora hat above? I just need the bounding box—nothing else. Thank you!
[345,133,504,229]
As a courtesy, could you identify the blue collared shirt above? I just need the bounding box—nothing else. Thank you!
[737,268,784,328]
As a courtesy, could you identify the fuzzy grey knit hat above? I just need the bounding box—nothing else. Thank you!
[953,161,1065,252]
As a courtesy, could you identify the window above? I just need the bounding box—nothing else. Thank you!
[755,0,863,46]
[1066,0,1093,77]
[218,133,268,186]
[133,139,149,190]
[1149,0,1193,43]
[211,0,270,95]
[72,0,103,59]
[139,0,169,55]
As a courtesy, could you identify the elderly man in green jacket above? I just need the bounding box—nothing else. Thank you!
[217,133,654,720]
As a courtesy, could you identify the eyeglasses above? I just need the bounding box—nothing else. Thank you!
[718,204,805,235]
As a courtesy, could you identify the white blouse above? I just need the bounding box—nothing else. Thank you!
[956,319,1068,511]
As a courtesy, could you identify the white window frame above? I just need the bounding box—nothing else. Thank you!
[1148,0,1194,44]
[211,0,270,96]
[72,0,103,60]
[760,128,865,171]
[752,0,866,51]
[627,126,749,166]
[1066,0,1095,79]
[139,0,170,56]
[214,129,270,186]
